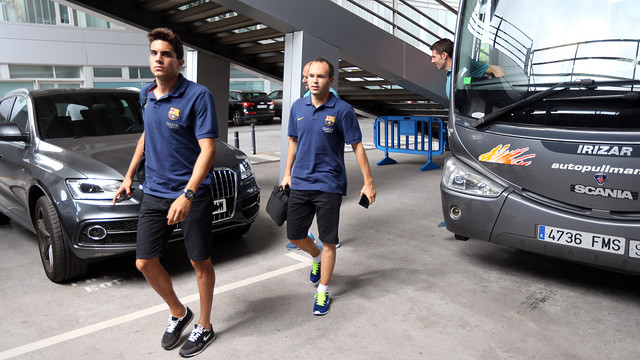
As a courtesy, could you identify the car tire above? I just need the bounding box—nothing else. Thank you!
[34,196,87,282]
[260,117,274,125]
[0,212,10,225]
[231,111,244,126]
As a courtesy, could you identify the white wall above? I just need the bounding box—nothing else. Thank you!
[0,22,148,67]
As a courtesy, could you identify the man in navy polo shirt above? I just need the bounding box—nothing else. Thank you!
[281,57,377,315]
[114,27,217,357]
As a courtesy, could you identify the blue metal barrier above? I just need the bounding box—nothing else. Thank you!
[374,116,447,171]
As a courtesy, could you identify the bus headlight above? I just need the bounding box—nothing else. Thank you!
[441,157,505,197]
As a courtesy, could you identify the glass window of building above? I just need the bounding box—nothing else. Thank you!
[0,82,34,96]
[76,11,109,28]
[55,66,81,78]
[94,82,147,89]
[0,0,56,24]
[9,65,54,78]
[128,67,153,79]
[58,4,72,24]
[93,67,123,78]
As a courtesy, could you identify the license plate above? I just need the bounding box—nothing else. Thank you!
[212,199,227,215]
[256,104,267,108]
[630,241,640,258]
[536,225,625,255]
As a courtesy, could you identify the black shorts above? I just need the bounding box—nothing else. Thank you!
[287,190,342,244]
[136,191,213,261]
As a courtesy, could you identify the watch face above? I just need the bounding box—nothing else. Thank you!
[183,189,195,200]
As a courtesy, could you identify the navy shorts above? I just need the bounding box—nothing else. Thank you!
[287,190,342,244]
[136,191,213,261]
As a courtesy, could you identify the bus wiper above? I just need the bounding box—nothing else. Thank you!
[472,79,596,128]
[546,92,640,101]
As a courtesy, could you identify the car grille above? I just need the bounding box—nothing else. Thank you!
[76,168,238,247]
[211,169,236,222]
[77,219,138,246]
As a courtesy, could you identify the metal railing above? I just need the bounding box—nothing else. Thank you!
[332,0,458,53]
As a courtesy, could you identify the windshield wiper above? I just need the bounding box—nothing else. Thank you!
[546,92,640,101]
[472,79,596,128]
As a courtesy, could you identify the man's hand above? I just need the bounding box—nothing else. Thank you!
[360,182,376,205]
[280,174,292,190]
[167,195,192,225]
[487,65,505,77]
[112,178,134,205]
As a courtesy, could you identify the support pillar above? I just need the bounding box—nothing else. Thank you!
[185,50,231,142]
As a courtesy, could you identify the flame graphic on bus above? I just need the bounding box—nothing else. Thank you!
[478,144,536,166]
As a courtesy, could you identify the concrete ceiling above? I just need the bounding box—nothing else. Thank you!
[63,0,448,118]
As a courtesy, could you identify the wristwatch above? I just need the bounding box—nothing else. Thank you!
[182,189,195,200]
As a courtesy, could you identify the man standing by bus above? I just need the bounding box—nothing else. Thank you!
[281,57,376,315]
[114,27,218,357]
[430,38,504,98]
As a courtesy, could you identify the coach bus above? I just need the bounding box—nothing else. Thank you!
[440,0,640,273]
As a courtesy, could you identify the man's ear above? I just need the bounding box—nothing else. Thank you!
[178,59,185,69]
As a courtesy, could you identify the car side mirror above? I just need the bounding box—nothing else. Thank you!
[0,123,29,142]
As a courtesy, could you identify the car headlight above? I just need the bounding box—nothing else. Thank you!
[239,159,254,180]
[66,179,122,200]
[441,157,505,197]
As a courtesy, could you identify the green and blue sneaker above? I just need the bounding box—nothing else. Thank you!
[310,260,321,284]
[313,292,330,316]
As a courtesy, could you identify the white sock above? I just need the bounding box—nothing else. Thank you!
[317,284,329,294]
[313,253,322,263]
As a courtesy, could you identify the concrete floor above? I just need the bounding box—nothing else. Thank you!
[1,123,640,359]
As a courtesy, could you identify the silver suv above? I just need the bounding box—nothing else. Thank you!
[0,88,260,282]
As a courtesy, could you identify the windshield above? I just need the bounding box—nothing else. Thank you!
[242,92,271,102]
[454,0,640,130]
[35,91,143,139]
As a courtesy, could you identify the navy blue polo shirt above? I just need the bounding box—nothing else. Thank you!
[288,94,362,195]
[140,74,218,198]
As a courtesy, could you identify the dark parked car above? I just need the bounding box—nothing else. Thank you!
[268,90,283,118]
[0,88,260,282]
[228,90,275,126]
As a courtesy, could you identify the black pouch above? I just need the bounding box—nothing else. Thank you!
[266,185,290,226]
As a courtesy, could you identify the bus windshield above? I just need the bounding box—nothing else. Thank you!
[454,0,640,130]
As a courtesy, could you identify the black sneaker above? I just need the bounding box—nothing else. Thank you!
[179,324,216,358]
[161,306,193,350]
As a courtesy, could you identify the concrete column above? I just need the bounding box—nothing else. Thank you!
[279,31,340,180]
[185,50,230,143]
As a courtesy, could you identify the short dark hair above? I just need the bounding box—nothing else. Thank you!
[431,38,454,58]
[147,27,184,60]
[310,57,335,78]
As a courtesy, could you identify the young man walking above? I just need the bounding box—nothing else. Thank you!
[281,57,376,315]
[114,27,218,357]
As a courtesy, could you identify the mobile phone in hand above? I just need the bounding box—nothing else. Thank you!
[359,194,369,208]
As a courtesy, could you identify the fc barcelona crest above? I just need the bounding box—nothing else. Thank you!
[325,115,335,126]
[168,107,181,120]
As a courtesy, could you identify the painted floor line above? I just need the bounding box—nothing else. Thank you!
[249,142,376,164]
[0,253,310,360]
